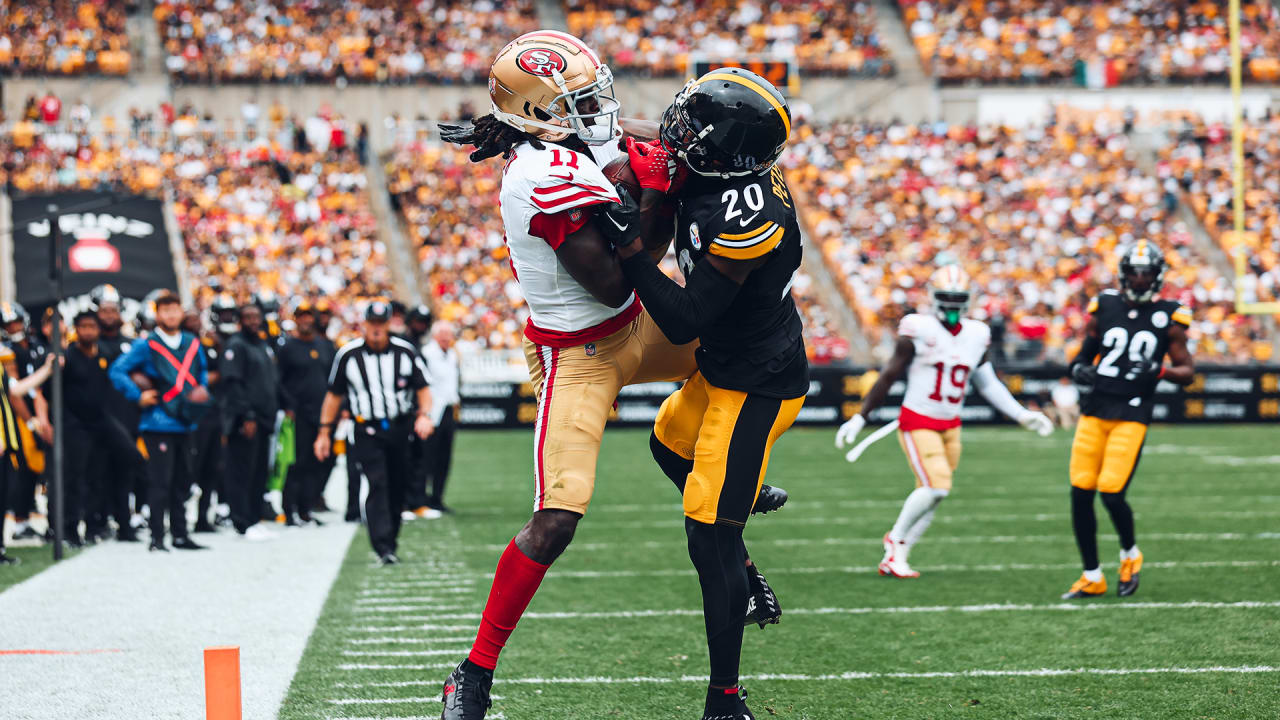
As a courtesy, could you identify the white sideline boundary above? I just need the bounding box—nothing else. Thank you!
[471,531,1280,553]
[381,558,1280,583]
[350,599,1280,620]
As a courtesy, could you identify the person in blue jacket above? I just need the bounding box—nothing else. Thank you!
[110,291,212,552]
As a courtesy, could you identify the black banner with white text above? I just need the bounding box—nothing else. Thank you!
[456,366,1280,428]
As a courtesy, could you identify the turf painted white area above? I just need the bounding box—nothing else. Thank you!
[0,517,356,719]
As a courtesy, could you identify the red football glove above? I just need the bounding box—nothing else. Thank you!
[626,137,678,193]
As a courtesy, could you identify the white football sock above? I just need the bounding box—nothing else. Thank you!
[890,487,940,543]
[904,508,936,547]
[1124,545,1141,560]
[1083,567,1104,583]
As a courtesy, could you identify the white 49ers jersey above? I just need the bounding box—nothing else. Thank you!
[500,139,636,347]
[899,313,991,424]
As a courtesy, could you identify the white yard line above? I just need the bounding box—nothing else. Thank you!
[348,625,477,633]
[468,531,1280,553]
[343,649,475,657]
[383,558,1280,583]
[599,509,1280,530]
[337,662,459,671]
[350,599,1280,619]
[0,519,357,720]
[325,665,1278,689]
[348,637,473,645]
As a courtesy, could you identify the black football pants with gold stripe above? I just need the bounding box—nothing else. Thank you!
[652,372,804,687]
[1069,415,1146,570]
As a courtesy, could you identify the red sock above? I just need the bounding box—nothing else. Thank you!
[468,539,550,670]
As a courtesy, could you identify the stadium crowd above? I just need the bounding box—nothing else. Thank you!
[1160,114,1280,307]
[781,115,1273,364]
[900,0,1280,84]
[0,0,133,76]
[565,0,891,77]
[0,288,459,565]
[154,0,537,84]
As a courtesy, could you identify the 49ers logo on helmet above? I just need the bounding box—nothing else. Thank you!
[516,48,567,77]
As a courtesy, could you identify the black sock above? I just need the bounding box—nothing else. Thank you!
[704,684,743,713]
[686,517,747,689]
[650,431,691,493]
[1071,486,1099,571]
[460,658,494,680]
[1100,491,1136,551]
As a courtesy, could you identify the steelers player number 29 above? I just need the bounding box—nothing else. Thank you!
[1097,327,1158,378]
[722,184,765,223]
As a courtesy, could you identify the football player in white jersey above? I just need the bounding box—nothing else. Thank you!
[436,31,787,719]
[835,266,1053,578]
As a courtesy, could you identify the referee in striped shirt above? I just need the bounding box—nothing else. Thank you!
[315,301,434,565]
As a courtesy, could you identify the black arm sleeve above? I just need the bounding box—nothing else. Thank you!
[619,252,741,345]
[1070,332,1102,370]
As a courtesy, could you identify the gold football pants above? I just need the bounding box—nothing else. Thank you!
[653,372,804,526]
[1069,415,1147,493]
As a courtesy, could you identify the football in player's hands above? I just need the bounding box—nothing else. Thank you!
[602,154,642,199]
[1070,363,1097,387]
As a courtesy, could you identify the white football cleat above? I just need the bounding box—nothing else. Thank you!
[877,532,920,578]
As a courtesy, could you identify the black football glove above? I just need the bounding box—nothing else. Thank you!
[1124,358,1162,382]
[593,183,642,248]
[1070,363,1098,387]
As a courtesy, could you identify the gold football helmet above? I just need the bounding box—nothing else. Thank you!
[488,30,619,145]
[928,264,972,326]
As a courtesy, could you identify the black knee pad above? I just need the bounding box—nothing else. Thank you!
[651,432,692,494]
[685,518,748,636]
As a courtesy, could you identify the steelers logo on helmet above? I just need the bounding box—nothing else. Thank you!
[659,66,791,178]
[689,221,701,250]
[516,48,567,77]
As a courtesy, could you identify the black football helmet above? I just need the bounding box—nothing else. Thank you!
[0,302,28,342]
[254,290,281,319]
[659,67,791,178]
[407,303,433,327]
[208,293,240,335]
[1119,240,1166,304]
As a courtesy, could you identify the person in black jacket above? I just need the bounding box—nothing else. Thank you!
[221,302,280,539]
[63,312,145,545]
[278,301,335,525]
[92,284,146,537]
[184,308,225,533]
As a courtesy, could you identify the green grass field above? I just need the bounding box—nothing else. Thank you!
[0,537,75,593]
[282,424,1280,720]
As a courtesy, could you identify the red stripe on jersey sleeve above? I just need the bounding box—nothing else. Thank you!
[528,206,594,250]
[531,192,612,213]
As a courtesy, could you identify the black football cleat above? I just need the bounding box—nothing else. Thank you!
[702,685,755,719]
[744,565,781,629]
[0,551,19,566]
[441,660,493,719]
[750,484,788,515]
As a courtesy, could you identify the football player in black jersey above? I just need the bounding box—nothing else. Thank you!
[1063,241,1194,599]
[603,68,804,720]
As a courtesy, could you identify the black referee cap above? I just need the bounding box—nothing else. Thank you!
[365,301,392,323]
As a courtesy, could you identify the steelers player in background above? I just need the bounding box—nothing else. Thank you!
[1063,241,1194,599]
[606,68,804,720]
